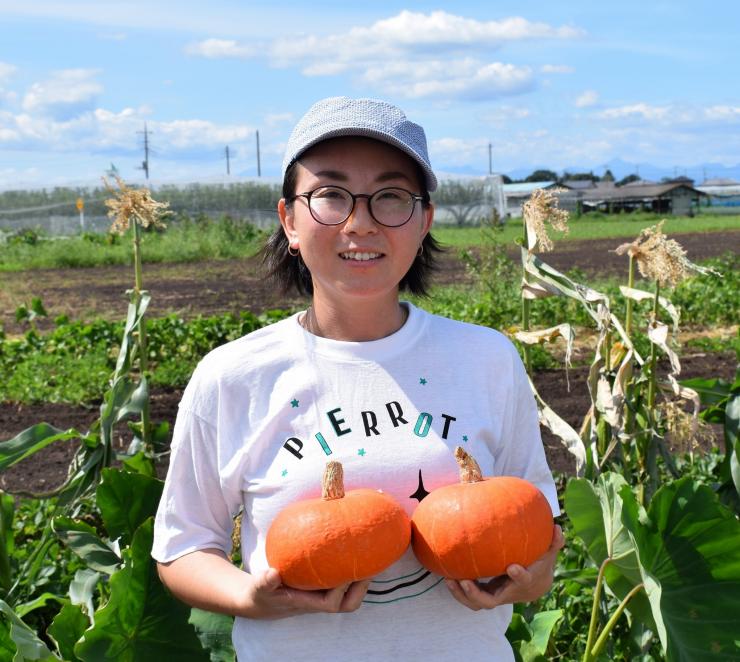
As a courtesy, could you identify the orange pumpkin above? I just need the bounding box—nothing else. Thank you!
[265,461,411,590]
[411,447,553,579]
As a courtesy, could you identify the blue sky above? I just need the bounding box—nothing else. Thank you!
[1,0,739,189]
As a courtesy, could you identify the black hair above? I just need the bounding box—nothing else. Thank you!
[261,153,444,296]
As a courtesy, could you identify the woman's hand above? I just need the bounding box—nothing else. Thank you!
[244,568,370,619]
[444,524,564,611]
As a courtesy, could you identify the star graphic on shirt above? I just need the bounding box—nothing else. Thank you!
[358,448,366,457]
[281,469,288,477]
[462,435,469,443]
[419,377,427,385]
[290,399,299,408]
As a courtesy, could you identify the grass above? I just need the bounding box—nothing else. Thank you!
[0,214,267,272]
[432,212,740,248]
[0,212,737,273]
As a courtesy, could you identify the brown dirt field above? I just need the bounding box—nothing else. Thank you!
[0,230,737,336]
[0,230,737,493]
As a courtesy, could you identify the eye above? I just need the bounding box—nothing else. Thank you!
[374,188,408,203]
[312,187,347,201]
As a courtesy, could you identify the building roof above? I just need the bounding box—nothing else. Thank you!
[696,184,740,196]
[561,180,597,190]
[559,182,705,202]
[503,181,557,195]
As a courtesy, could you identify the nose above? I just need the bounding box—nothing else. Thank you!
[342,196,378,235]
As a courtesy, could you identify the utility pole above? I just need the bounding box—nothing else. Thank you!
[256,130,261,177]
[225,145,231,175]
[137,123,151,180]
[488,143,493,175]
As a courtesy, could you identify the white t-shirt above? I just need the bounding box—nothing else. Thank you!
[152,303,560,661]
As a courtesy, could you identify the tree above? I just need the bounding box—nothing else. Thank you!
[602,169,615,182]
[524,169,558,183]
[431,180,487,226]
[617,174,641,186]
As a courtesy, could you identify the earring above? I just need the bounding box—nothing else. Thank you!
[417,243,424,257]
[288,245,300,257]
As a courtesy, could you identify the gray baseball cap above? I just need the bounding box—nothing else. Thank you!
[282,96,437,192]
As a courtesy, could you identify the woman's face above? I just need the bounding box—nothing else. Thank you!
[279,136,434,307]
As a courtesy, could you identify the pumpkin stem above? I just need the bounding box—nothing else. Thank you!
[322,461,345,500]
[454,446,483,483]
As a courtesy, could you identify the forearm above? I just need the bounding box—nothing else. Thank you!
[157,548,253,617]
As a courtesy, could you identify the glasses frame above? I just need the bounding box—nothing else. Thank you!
[289,185,426,228]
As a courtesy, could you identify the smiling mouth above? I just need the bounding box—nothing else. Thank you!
[339,251,384,261]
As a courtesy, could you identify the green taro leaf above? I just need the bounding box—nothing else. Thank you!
[74,518,208,662]
[0,425,81,471]
[68,569,100,620]
[619,477,740,661]
[52,518,120,574]
[563,474,654,628]
[96,469,163,547]
[47,604,89,662]
[0,600,58,661]
[188,609,235,662]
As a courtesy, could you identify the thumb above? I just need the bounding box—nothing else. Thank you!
[254,567,283,593]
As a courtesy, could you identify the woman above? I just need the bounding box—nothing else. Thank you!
[153,96,563,660]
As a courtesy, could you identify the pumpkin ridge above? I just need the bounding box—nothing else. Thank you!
[462,485,482,580]
[429,500,452,578]
[304,509,329,588]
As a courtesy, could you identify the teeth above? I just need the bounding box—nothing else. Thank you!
[340,252,381,261]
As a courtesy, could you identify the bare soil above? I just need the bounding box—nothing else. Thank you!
[0,230,737,492]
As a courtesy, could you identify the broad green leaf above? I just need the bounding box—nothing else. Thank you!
[0,425,81,471]
[47,604,89,662]
[0,600,58,661]
[120,451,156,477]
[564,475,654,628]
[15,594,66,619]
[528,610,563,654]
[96,469,163,547]
[52,518,120,574]
[68,569,100,620]
[74,519,208,662]
[620,477,740,660]
[680,377,730,407]
[0,622,16,662]
[188,609,235,662]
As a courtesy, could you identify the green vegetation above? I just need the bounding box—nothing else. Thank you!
[0,214,267,271]
[433,212,740,248]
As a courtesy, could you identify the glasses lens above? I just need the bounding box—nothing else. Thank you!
[370,188,415,226]
[309,187,352,225]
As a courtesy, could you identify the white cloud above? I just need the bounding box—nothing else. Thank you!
[361,59,533,100]
[704,105,740,121]
[575,90,599,107]
[541,64,574,74]
[273,11,581,67]
[0,103,256,157]
[598,103,670,121]
[0,62,17,82]
[22,69,103,118]
[265,112,294,127]
[97,32,127,41]
[185,39,255,59]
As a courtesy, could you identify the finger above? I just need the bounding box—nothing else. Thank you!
[551,524,565,550]
[339,580,371,612]
[445,579,482,611]
[253,568,283,594]
[318,583,352,613]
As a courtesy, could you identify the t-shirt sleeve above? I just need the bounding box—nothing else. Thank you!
[152,406,239,563]
[492,342,561,517]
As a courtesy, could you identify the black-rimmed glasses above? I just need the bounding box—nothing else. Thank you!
[288,185,425,227]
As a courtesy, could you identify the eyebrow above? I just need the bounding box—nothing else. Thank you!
[313,170,415,185]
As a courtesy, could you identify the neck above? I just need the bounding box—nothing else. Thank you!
[303,294,408,341]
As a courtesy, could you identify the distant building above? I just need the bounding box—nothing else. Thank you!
[502,181,557,218]
[696,179,740,211]
[558,180,705,216]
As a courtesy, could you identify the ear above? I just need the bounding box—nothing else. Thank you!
[420,202,434,239]
[278,199,299,248]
